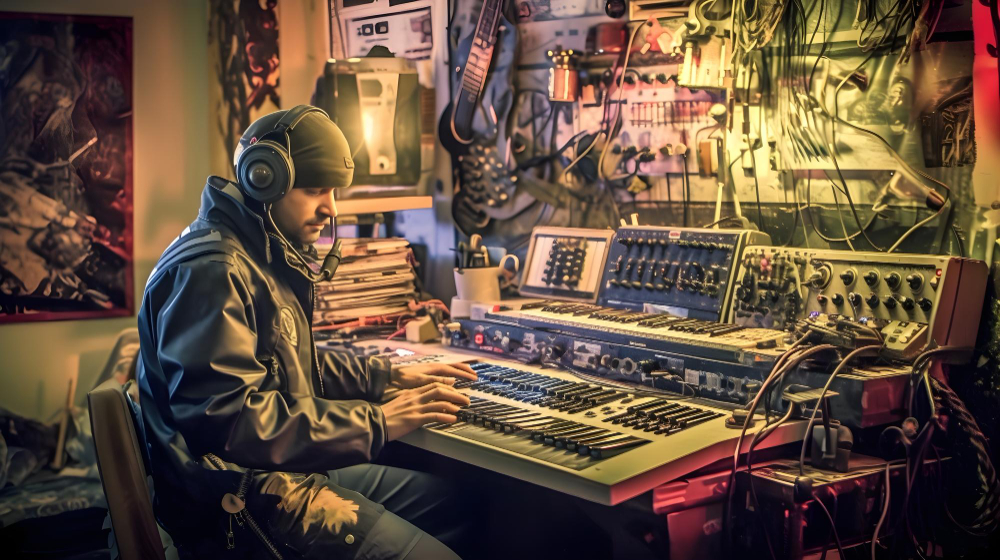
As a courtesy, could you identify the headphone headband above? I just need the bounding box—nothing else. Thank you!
[274,105,329,134]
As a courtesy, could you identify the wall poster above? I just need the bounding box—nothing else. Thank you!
[208,0,281,179]
[0,12,134,324]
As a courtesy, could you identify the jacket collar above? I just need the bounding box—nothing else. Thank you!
[198,176,272,263]
[198,176,318,283]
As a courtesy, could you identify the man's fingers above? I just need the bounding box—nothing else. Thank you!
[423,413,458,425]
[419,401,463,415]
[445,362,478,379]
[432,376,457,386]
[417,385,471,406]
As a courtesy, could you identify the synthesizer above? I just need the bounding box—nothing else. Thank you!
[727,247,987,359]
[599,226,771,320]
[384,347,806,506]
[477,301,787,364]
[444,237,987,428]
[446,314,911,428]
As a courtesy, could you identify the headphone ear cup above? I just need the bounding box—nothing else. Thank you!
[236,140,294,204]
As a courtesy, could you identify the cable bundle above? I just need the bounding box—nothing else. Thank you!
[931,376,1000,535]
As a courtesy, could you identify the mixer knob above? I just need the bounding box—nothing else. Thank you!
[631,281,643,289]
[644,282,655,290]
[918,297,933,312]
[839,269,857,286]
[865,293,880,308]
[635,237,646,246]
[543,344,566,360]
[599,355,613,367]
[831,293,844,306]
[864,270,880,286]
[807,263,833,289]
[816,295,828,305]
[654,283,665,291]
[894,295,914,311]
[906,273,924,291]
[885,272,902,290]
[882,295,897,309]
[658,238,668,246]
[848,292,863,307]
[609,279,620,287]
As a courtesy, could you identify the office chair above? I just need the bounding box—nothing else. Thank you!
[89,378,166,560]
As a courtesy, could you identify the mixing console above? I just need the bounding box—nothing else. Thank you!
[599,226,770,319]
[398,357,804,505]
[728,247,987,359]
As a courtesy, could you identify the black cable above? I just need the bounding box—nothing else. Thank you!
[951,224,965,257]
[812,490,846,559]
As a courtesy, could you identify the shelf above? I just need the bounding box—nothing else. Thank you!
[336,196,432,216]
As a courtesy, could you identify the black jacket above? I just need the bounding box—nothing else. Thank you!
[136,177,391,550]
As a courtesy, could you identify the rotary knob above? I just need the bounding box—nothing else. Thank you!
[839,269,857,286]
[882,295,897,309]
[542,344,565,361]
[866,293,880,308]
[807,263,833,289]
[831,293,845,306]
[848,292,863,307]
[906,273,924,291]
[895,295,915,311]
[918,297,933,312]
[886,272,901,290]
[864,270,880,287]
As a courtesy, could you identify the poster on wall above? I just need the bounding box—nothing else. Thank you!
[0,12,134,324]
[342,6,433,59]
[208,0,280,179]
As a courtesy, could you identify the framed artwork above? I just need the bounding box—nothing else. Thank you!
[0,12,133,323]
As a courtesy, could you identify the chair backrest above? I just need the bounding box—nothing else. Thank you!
[88,378,166,560]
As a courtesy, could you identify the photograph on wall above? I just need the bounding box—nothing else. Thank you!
[208,0,281,179]
[0,12,134,324]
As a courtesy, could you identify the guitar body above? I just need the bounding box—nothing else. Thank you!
[440,0,523,236]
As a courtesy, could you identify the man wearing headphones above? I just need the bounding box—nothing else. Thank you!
[136,106,474,559]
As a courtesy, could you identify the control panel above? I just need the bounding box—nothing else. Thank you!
[727,247,987,358]
[598,226,770,320]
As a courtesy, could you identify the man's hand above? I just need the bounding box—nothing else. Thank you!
[390,362,477,389]
[381,383,471,441]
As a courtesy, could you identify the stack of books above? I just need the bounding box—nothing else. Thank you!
[313,237,418,326]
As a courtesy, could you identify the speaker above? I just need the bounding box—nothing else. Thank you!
[235,105,328,204]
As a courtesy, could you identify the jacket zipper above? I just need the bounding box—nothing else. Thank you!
[205,454,284,560]
[311,282,325,397]
[267,232,325,398]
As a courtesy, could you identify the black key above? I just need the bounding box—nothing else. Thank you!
[590,437,649,459]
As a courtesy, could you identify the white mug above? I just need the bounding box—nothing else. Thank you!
[454,255,519,301]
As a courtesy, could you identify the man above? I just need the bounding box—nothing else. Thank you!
[137,105,476,559]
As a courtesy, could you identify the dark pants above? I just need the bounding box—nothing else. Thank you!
[249,465,465,560]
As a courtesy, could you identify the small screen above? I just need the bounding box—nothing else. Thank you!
[521,234,609,300]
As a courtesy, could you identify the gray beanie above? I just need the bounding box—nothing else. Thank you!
[234,107,355,189]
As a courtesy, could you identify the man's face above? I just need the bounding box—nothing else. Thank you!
[270,187,337,245]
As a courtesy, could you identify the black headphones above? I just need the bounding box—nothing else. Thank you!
[235,105,330,204]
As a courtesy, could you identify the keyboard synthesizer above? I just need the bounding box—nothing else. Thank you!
[394,354,805,506]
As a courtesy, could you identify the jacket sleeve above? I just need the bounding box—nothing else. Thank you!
[319,350,392,402]
[153,257,387,472]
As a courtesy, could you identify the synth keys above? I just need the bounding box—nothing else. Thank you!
[427,362,729,465]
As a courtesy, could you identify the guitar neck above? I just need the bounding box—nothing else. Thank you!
[459,0,503,96]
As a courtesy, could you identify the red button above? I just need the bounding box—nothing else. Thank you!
[474,333,485,345]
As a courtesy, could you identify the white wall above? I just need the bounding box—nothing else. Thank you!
[0,0,330,420]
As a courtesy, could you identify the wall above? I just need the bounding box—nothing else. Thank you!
[0,0,333,421]
[0,0,210,419]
